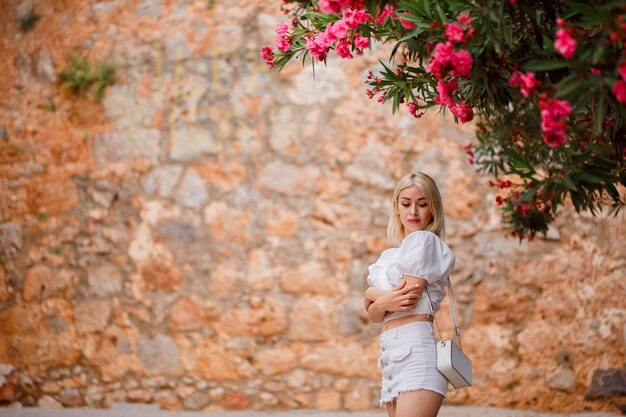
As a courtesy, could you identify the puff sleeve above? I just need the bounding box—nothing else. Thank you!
[366,249,394,290]
[395,231,455,284]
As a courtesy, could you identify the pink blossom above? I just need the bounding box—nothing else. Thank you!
[335,40,353,59]
[434,80,458,107]
[275,36,290,52]
[331,20,349,39]
[354,33,370,49]
[450,49,473,79]
[408,102,419,116]
[318,0,344,14]
[374,5,395,24]
[539,97,571,147]
[398,10,415,30]
[344,8,371,28]
[450,102,473,123]
[306,35,330,61]
[260,46,275,68]
[425,42,454,79]
[275,22,289,36]
[445,23,466,43]
[611,80,626,104]
[618,61,626,80]
[554,28,577,59]
[509,71,541,97]
[590,67,602,75]
[457,13,472,26]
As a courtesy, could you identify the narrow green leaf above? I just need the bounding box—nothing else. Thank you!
[523,60,570,71]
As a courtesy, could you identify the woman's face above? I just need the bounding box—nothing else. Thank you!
[395,185,433,236]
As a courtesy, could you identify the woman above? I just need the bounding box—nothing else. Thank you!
[363,172,455,417]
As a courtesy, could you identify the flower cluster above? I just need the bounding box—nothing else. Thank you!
[539,95,571,148]
[425,14,474,123]
[265,1,626,240]
[554,21,577,59]
[306,10,371,60]
[508,71,540,98]
[318,0,363,14]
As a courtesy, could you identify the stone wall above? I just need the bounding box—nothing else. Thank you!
[0,0,624,413]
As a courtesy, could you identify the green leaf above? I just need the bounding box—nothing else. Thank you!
[522,60,570,71]
[593,95,606,136]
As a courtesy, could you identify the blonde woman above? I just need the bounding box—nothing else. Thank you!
[363,172,455,417]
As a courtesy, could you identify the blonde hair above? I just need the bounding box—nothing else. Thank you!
[387,172,446,247]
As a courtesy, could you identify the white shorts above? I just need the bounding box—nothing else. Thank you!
[378,321,448,406]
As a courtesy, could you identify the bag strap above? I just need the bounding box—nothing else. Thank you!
[425,276,463,351]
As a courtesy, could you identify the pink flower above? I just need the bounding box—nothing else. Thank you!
[306,35,330,61]
[509,71,541,97]
[398,10,415,30]
[590,67,602,75]
[450,49,473,79]
[435,80,458,107]
[275,36,290,52]
[260,46,275,68]
[275,22,289,36]
[618,61,626,80]
[335,40,353,59]
[354,33,370,49]
[457,13,472,26]
[343,8,371,28]
[408,102,419,116]
[450,102,474,123]
[611,80,626,104]
[425,42,454,79]
[331,20,349,39]
[319,0,343,14]
[445,23,466,43]
[374,5,395,24]
[539,97,571,147]
[554,28,577,59]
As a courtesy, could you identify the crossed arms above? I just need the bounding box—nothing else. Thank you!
[362,275,428,322]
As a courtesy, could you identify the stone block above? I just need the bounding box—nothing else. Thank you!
[168,297,209,331]
[74,300,111,334]
[316,390,341,410]
[137,334,181,374]
[223,391,249,410]
[344,147,394,190]
[23,266,77,302]
[37,395,63,409]
[94,129,161,165]
[287,297,332,342]
[585,368,626,399]
[142,165,183,198]
[182,391,210,410]
[141,259,184,292]
[258,161,319,196]
[58,388,83,407]
[169,126,216,161]
[546,367,576,392]
[173,168,209,208]
[253,348,298,376]
[88,264,123,297]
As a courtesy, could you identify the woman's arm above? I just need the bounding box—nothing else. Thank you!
[363,279,424,322]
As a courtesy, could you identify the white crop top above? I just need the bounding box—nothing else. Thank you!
[366,230,455,322]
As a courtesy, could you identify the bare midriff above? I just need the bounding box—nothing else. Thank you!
[381,313,433,332]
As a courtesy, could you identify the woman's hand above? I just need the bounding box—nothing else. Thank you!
[376,279,423,313]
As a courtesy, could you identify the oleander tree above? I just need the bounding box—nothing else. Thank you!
[262,0,626,240]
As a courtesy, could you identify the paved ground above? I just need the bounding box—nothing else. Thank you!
[0,404,620,417]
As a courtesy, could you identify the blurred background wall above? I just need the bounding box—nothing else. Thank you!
[0,0,624,413]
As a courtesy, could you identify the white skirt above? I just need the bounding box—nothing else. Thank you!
[378,321,448,406]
